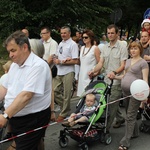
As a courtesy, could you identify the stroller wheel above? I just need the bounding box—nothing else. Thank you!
[79,144,88,150]
[59,137,69,148]
[104,134,112,145]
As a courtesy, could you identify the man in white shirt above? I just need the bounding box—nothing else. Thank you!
[53,26,79,122]
[40,26,58,65]
[0,30,52,149]
[40,27,58,117]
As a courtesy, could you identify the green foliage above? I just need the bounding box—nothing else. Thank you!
[0,0,149,76]
[0,0,150,40]
[0,39,8,59]
[0,0,31,38]
[0,0,112,40]
[0,38,9,76]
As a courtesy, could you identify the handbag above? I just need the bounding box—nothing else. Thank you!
[51,65,57,78]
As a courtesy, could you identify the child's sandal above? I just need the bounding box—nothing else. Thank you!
[69,121,76,127]
[118,145,128,150]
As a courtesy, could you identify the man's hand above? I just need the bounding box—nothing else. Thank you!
[107,71,116,79]
[142,98,148,104]
[144,55,150,61]
[62,57,71,63]
[0,114,8,128]
[47,55,53,64]
[50,112,56,122]
[53,58,60,65]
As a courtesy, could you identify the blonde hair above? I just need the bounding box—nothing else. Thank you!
[3,60,13,73]
[86,93,96,101]
[72,36,79,43]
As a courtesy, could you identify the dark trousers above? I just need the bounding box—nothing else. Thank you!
[9,107,51,150]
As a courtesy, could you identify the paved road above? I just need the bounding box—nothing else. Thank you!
[1,97,150,150]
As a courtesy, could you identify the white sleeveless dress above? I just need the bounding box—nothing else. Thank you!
[77,45,98,96]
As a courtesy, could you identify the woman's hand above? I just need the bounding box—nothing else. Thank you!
[88,70,94,79]
[142,98,148,104]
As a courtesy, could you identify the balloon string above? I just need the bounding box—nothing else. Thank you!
[70,88,149,119]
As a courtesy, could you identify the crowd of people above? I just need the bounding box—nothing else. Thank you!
[0,17,150,150]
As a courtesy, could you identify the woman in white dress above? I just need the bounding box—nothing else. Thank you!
[77,29,100,96]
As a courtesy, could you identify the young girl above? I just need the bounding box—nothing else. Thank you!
[0,60,12,84]
[141,18,150,33]
[141,18,150,48]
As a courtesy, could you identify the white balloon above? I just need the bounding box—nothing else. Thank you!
[130,79,149,101]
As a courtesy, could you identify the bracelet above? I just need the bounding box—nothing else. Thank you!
[113,71,117,75]
[51,110,55,113]
[92,66,95,73]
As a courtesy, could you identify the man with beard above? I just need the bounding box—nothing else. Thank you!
[141,31,150,87]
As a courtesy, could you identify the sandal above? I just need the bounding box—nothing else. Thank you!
[62,121,70,127]
[11,144,16,149]
[7,141,16,150]
[118,145,128,150]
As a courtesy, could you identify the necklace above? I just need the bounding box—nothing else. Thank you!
[82,46,92,56]
[131,57,142,65]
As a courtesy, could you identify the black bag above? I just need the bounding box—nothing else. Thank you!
[51,65,57,78]
[140,120,150,134]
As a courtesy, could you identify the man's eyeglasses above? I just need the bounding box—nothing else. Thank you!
[40,32,48,36]
[59,46,63,54]
[82,36,89,39]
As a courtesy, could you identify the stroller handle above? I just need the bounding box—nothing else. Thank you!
[92,73,114,86]
[109,79,113,87]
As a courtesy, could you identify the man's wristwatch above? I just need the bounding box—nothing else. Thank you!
[2,113,10,120]
[113,71,117,75]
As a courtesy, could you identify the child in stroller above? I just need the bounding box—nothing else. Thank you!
[59,80,113,150]
[62,93,96,127]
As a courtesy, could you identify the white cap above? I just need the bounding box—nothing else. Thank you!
[141,19,150,27]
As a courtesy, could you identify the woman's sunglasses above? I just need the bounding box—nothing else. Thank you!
[82,36,89,39]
